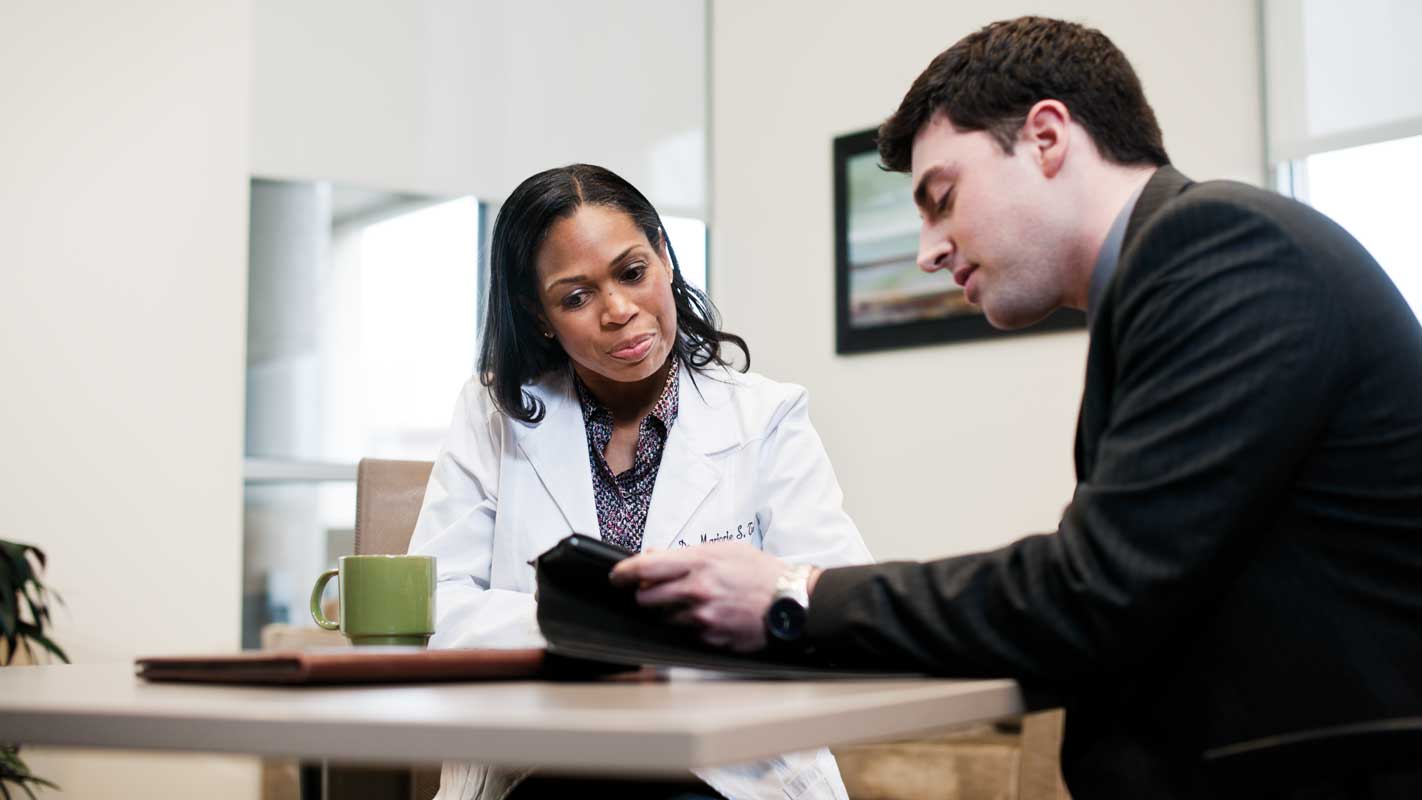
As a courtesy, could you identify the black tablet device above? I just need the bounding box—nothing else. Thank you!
[534,534,634,597]
[533,533,921,678]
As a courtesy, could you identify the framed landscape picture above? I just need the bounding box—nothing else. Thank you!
[833,127,1085,354]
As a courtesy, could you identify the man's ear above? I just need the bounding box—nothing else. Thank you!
[1020,99,1071,179]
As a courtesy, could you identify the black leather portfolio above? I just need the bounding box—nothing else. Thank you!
[534,534,917,679]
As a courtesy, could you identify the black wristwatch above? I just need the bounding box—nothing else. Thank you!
[765,563,814,644]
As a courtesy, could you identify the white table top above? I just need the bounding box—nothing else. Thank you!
[0,662,1024,773]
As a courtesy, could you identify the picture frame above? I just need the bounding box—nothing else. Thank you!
[833,127,1085,354]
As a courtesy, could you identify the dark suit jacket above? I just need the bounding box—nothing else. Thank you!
[807,166,1422,797]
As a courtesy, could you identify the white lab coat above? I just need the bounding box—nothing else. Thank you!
[409,362,871,800]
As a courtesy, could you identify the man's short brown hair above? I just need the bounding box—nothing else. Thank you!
[878,16,1169,172]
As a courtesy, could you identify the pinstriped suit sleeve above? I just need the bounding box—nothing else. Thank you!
[804,197,1349,680]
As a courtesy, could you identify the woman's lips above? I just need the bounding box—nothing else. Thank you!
[610,333,655,361]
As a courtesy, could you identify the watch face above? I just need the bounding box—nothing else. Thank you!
[767,596,808,641]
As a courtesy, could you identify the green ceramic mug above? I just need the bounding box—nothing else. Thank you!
[310,555,436,646]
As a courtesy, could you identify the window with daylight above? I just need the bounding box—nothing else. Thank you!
[241,180,710,647]
[1263,0,1421,321]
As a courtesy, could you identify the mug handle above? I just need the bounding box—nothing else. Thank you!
[310,568,340,630]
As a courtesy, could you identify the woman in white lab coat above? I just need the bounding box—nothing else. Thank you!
[408,164,870,800]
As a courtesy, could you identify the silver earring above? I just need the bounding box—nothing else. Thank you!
[542,330,554,339]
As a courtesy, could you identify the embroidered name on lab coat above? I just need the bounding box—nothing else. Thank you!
[699,518,757,545]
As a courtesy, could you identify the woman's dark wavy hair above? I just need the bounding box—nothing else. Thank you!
[480,163,748,424]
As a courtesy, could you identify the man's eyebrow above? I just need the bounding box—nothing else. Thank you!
[912,165,947,210]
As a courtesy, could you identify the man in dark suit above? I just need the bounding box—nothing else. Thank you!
[613,16,1422,798]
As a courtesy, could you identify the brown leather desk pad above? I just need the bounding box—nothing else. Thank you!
[134,648,618,685]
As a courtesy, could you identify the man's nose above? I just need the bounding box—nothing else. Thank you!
[917,225,953,273]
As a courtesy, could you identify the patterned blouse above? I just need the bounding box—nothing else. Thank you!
[573,362,680,553]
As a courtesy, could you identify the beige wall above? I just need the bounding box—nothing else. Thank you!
[250,0,708,216]
[0,0,257,795]
[710,1,1263,560]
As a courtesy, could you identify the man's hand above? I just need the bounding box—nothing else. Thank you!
[610,542,785,652]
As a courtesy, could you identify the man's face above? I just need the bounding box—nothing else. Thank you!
[910,113,1072,329]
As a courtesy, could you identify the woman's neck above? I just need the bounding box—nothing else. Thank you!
[573,355,675,424]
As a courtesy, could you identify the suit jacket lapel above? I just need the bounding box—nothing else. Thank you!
[1075,165,1194,476]
[512,372,600,537]
[641,366,740,552]
[1122,165,1193,257]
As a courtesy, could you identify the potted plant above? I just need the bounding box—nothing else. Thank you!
[2,539,68,798]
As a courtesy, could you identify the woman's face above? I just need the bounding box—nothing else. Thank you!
[533,204,678,386]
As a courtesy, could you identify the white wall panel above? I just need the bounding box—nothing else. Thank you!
[252,0,708,216]
[1265,0,1422,160]
[0,0,257,795]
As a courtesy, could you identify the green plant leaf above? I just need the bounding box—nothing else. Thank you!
[1,543,66,792]
[3,552,32,591]
[4,542,31,574]
[13,623,68,664]
[0,540,25,564]
[0,540,65,666]
[0,587,15,638]
[0,551,17,587]
[19,585,48,628]
[1,742,60,796]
